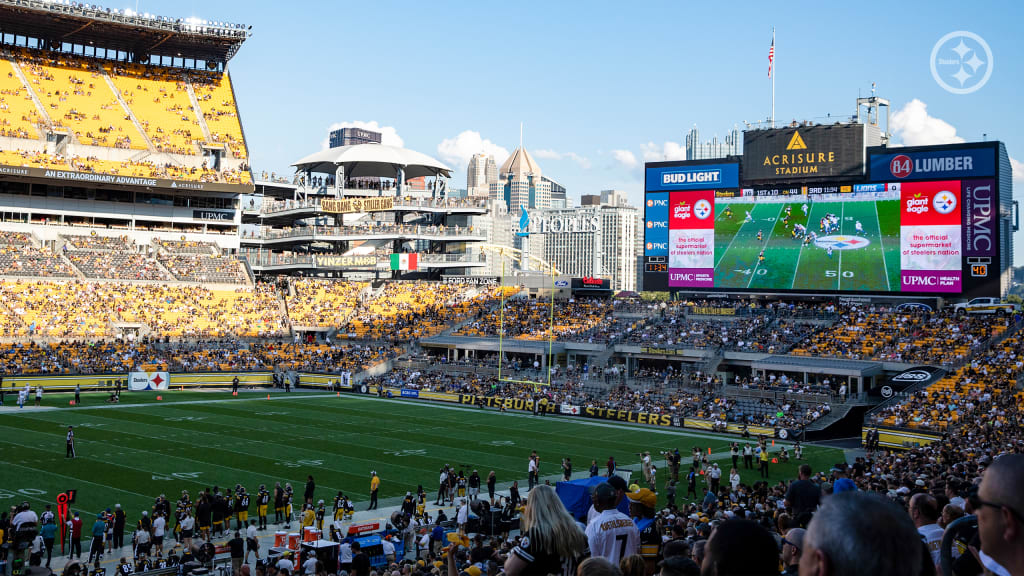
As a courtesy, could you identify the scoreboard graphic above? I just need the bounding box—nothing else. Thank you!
[643,143,1007,298]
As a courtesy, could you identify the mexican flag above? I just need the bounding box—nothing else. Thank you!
[390,253,418,271]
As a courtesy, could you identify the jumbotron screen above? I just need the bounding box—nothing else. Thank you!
[643,165,996,295]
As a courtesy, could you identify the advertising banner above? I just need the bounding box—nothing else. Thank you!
[668,190,715,288]
[458,395,557,413]
[400,389,420,398]
[742,125,865,181]
[320,197,394,214]
[869,147,995,181]
[0,164,254,193]
[128,371,169,391]
[644,193,669,256]
[315,255,379,268]
[579,406,674,427]
[645,163,739,191]
[442,276,499,286]
[899,181,962,292]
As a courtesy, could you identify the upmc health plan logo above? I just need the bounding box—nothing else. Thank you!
[931,31,993,94]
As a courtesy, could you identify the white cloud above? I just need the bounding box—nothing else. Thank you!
[640,141,687,162]
[321,121,404,150]
[530,149,592,170]
[612,149,638,170]
[1012,157,1024,189]
[890,99,964,146]
[437,130,510,170]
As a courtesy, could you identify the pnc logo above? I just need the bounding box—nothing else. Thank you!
[646,220,667,229]
[786,131,808,150]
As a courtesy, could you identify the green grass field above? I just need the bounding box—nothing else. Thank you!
[0,391,844,523]
[714,199,901,292]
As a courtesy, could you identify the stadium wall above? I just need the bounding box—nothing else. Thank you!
[862,426,941,450]
[1,371,272,391]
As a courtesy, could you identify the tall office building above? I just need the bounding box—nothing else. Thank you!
[466,153,497,198]
[543,176,567,209]
[685,125,741,160]
[489,147,551,211]
[527,199,638,292]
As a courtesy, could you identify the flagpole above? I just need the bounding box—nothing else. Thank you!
[771,27,775,129]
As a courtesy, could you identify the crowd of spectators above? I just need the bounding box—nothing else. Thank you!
[792,305,1009,365]
[456,297,613,341]
[0,340,396,375]
[868,333,1024,432]
[159,254,248,284]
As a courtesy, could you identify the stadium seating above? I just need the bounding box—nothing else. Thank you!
[0,57,46,139]
[791,308,1006,364]
[455,297,613,341]
[106,62,201,155]
[14,48,146,149]
[869,333,1024,431]
[153,238,218,255]
[191,72,248,159]
[0,244,74,277]
[158,254,248,283]
[0,281,287,339]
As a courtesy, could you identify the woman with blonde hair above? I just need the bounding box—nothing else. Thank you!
[504,485,586,576]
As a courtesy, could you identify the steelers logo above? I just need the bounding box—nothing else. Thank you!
[352,199,363,212]
[932,190,957,215]
[694,199,712,220]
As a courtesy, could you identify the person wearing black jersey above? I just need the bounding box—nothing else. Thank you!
[257,485,270,530]
[273,483,284,525]
[332,491,345,523]
[236,488,250,531]
[504,485,586,576]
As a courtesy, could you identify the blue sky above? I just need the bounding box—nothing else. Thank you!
[139,0,1021,250]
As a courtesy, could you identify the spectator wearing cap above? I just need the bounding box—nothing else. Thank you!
[88,512,105,562]
[975,454,1024,576]
[701,519,778,576]
[587,475,627,525]
[780,528,805,576]
[585,483,638,566]
[626,488,660,574]
[800,492,922,576]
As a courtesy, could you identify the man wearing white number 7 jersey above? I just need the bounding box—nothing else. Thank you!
[585,483,638,565]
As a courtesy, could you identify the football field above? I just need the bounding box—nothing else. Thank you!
[0,391,843,522]
[714,198,901,292]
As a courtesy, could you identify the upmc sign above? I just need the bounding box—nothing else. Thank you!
[869,147,995,181]
[742,124,865,181]
[645,162,739,191]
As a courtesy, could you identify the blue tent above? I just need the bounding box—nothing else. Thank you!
[556,477,630,521]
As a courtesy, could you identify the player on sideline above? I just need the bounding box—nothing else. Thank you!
[256,485,270,530]
[66,425,76,457]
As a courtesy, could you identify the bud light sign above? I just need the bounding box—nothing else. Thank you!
[646,162,739,191]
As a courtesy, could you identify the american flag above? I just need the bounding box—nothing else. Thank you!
[768,37,774,78]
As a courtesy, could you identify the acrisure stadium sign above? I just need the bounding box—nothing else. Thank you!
[742,125,865,181]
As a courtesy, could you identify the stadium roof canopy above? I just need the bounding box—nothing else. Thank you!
[751,355,883,378]
[292,144,453,179]
[0,0,249,64]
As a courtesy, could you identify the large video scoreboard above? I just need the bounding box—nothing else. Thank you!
[642,140,1010,298]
